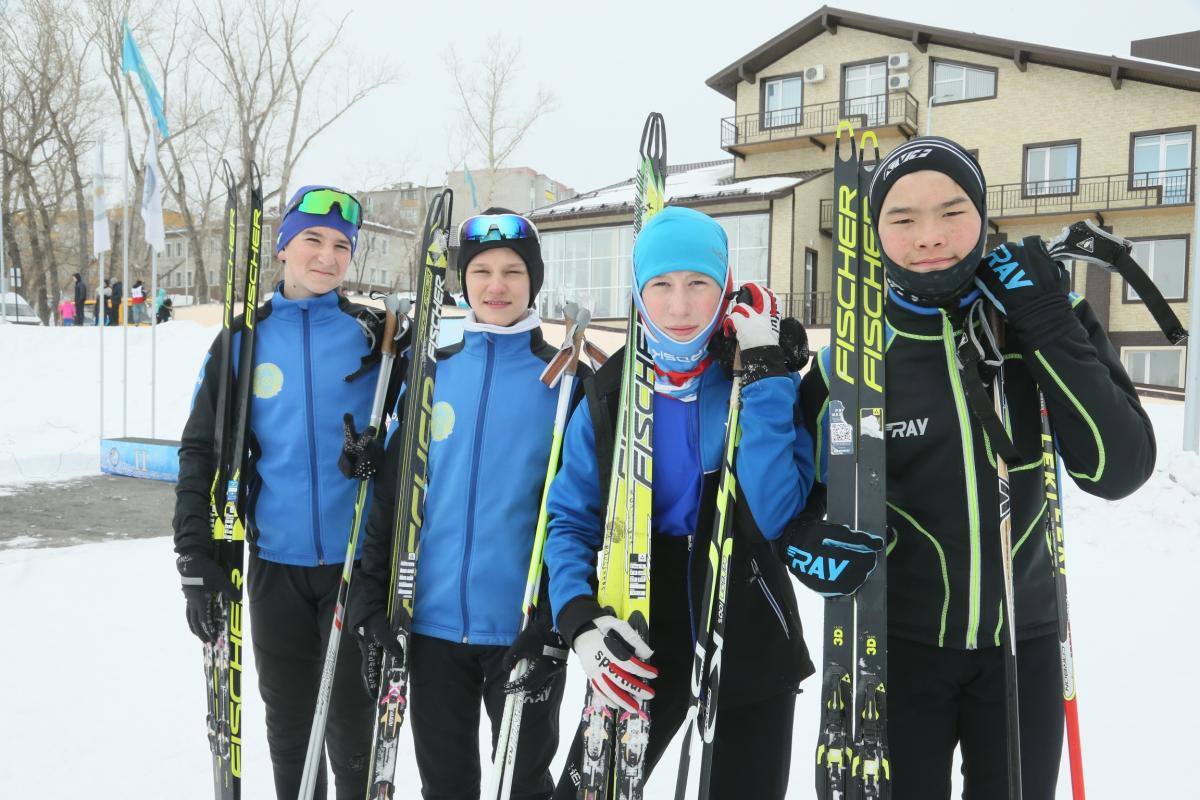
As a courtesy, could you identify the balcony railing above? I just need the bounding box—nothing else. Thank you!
[721,92,918,152]
[819,198,833,233]
[778,290,832,327]
[989,168,1194,219]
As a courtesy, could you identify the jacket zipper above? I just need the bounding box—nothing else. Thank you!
[941,313,982,649]
[459,336,496,642]
[301,307,326,565]
[749,557,790,639]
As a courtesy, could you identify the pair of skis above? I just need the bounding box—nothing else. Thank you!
[814,121,890,800]
[362,188,454,800]
[487,302,607,800]
[576,111,666,800]
[202,160,264,800]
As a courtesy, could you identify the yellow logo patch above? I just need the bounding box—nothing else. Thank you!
[431,401,455,441]
[253,363,284,399]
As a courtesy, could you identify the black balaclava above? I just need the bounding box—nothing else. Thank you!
[456,207,544,308]
[868,136,988,307]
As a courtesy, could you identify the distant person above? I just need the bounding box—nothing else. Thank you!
[72,273,87,326]
[59,296,76,327]
[111,279,123,325]
[130,280,147,324]
[102,279,114,325]
[156,296,173,324]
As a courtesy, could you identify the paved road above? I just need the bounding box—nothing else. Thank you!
[0,474,176,549]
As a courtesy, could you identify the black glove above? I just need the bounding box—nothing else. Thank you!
[337,412,384,481]
[356,610,405,698]
[1046,219,1131,270]
[177,551,241,643]
[975,236,1074,348]
[501,621,569,698]
[780,518,883,597]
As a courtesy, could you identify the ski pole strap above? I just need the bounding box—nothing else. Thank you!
[956,304,1027,466]
[1114,251,1188,345]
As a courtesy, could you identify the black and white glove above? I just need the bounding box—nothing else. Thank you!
[573,615,657,714]
[177,551,241,643]
[501,621,569,697]
[975,236,1074,349]
[780,519,883,598]
[356,609,405,698]
[337,413,384,481]
[1046,219,1131,270]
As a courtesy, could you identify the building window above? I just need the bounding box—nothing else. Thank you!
[381,237,389,256]
[1126,238,1187,302]
[843,61,887,126]
[1132,129,1193,205]
[1122,347,1185,388]
[931,61,997,103]
[208,270,215,285]
[764,75,803,127]
[540,225,635,319]
[715,214,769,284]
[1024,141,1079,196]
[380,269,389,286]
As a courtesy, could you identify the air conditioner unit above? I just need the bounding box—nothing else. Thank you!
[804,64,826,82]
[888,73,911,90]
[888,52,910,70]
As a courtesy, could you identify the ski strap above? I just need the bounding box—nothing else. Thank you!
[1113,251,1188,344]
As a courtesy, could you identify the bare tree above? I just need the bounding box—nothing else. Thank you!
[447,37,555,207]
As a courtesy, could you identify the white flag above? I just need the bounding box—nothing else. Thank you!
[92,146,111,257]
[140,136,165,254]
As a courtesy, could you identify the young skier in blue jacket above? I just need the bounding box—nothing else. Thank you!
[539,206,817,799]
[352,209,573,800]
[173,186,386,799]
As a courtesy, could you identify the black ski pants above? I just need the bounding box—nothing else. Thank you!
[248,550,374,800]
[888,632,1064,800]
[408,633,566,800]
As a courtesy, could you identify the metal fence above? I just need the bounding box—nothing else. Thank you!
[778,290,832,327]
[988,168,1194,219]
[721,92,918,150]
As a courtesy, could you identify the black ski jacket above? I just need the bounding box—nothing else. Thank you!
[800,290,1154,649]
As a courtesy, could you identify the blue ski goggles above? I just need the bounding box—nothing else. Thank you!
[284,188,363,228]
[458,213,539,244]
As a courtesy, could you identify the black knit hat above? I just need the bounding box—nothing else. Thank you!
[456,207,544,308]
[868,136,988,306]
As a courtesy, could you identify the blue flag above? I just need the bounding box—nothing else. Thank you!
[463,164,480,211]
[121,21,169,138]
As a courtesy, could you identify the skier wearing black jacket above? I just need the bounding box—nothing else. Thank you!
[72,272,87,326]
[173,186,388,800]
[791,137,1155,799]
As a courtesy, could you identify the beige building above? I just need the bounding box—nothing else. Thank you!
[532,6,1199,396]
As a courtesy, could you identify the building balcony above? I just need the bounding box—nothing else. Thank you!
[988,168,1194,220]
[721,92,918,157]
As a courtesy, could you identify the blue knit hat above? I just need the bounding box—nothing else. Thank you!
[276,185,361,256]
[632,206,728,291]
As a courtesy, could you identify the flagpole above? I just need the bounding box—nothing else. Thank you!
[121,69,131,438]
[150,243,157,438]
[1,190,7,325]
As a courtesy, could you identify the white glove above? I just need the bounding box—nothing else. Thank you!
[723,282,780,350]
[573,615,656,714]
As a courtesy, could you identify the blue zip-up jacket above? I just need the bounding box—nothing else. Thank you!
[173,287,382,566]
[355,325,566,646]
[543,361,814,634]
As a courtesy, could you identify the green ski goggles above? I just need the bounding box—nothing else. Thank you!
[284,188,363,228]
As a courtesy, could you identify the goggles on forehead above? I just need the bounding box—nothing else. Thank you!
[458,213,539,244]
[284,188,363,228]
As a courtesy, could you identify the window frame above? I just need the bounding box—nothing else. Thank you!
[1126,125,1195,203]
[927,58,999,107]
[840,58,889,126]
[1121,235,1190,304]
[1021,139,1082,199]
[1120,345,1187,389]
[760,71,806,129]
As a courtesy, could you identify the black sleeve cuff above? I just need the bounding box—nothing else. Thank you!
[739,344,788,386]
[556,595,606,648]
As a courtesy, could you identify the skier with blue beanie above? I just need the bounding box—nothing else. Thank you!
[174,185,392,799]
[534,205,817,798]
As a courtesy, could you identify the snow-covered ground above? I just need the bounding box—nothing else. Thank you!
[1,321,1198,798]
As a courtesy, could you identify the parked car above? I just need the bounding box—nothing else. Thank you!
[1,292,42,325]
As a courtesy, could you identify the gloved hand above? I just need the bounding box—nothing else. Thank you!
[356,609,405,698]
[337,412,384,481]
[501,620,569,697]
[177,551,241,643]
[780,519,883,597]
[1046,219,1131,270]
[573,615,657,714]
[974,236,1074,348]
[723,282,780,350]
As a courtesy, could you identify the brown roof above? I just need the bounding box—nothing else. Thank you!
[707,5,1200,100]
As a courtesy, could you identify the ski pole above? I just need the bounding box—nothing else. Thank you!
[298,294,406,800]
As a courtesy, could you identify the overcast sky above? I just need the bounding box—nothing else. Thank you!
[293,0,1200,197]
